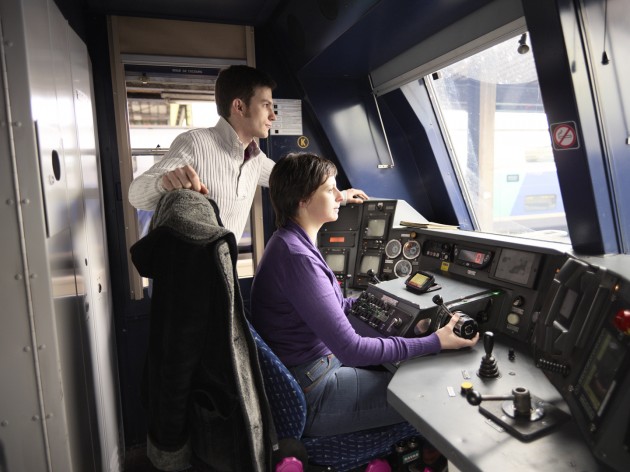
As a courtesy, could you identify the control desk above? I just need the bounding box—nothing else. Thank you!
[323,202,630,471]
[387,338,600,471]
[373,248,630,471]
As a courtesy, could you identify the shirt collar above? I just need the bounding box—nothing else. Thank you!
[215,116,261,159]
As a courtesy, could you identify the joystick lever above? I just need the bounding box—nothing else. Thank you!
[477,331,500,378]
[484,329,494,356]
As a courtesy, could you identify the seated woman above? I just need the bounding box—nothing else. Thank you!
[250,152,479,437]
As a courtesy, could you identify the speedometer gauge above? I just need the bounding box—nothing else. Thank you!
[394,260,413,277]
[385,239,402,259]
[402,240,421,259]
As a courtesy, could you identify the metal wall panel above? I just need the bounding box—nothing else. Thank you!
[580,0,630,252]
[1,0,69,469]
[522,0,618,254]
[0,12,51,472]
[0,0,121,470]
[68,18,122,472]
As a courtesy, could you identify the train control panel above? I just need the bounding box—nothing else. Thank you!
[414,230,569,343]
[324,200,630,471]
[318,199,426,293]
[530,255,630,471]
[414,253,630,472]
[347,273,503,344]
[323,200,571,344]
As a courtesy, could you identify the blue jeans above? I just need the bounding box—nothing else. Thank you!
[290,354,408,436]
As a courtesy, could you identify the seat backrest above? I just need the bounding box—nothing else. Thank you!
[249,324,307,439]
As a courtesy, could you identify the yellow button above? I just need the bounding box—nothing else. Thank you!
[460,381,474,395]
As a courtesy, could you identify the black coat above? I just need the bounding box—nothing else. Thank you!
[131,190,275,471]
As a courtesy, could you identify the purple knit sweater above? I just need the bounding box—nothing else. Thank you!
[250,221,441,367]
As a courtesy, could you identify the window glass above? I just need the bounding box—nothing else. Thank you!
[419,33,570,244]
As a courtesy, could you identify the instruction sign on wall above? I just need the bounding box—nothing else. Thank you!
[271,99,303,135]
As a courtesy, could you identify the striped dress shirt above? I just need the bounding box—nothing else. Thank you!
[129,117,275,240]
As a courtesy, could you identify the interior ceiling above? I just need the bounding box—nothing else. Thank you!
[80,0,498,79]
[85,0,286,26]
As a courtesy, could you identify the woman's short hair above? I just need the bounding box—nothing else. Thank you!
[269,153,338,228]
[215,65,276,118]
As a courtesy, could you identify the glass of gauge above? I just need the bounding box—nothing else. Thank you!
[394,259,412,278]
[402,240,421,259]
[385,239,402,259]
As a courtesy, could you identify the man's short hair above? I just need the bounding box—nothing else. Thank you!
[215,65,277,118]
[269,153,338,228]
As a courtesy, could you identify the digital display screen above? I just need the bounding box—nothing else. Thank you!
[407,272,430,289]
[319,232,355,248]
[459,249,486,265]
[579,330,624,418]
[366,219,387,238]
[359,255,381,274]
[325,253,346,273]
[492,248,538,286]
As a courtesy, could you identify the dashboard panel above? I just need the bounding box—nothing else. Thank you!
[320,200,570,343]
[413,230,568,343]
[320,201,630,470]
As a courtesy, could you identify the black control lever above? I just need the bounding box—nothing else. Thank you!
[367,269,381,284]
[477,331,500,378]
[464,384,569,440]
[467,387,544,421]
[432,295,479,340]
[432,294,452,315]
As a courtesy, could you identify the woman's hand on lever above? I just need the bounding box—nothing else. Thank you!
[435,314,480,350]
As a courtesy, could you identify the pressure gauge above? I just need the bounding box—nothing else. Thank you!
[394,259,413,278]
[402,240,421,260]
[385,239,402,259]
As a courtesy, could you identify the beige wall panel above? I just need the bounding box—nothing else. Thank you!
[116,16,248,58]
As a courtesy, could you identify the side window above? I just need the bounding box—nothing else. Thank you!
[405,33,571,244]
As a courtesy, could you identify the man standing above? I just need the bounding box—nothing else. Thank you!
[128,65,367,241]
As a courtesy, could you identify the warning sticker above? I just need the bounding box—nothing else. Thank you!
[550,121,580,151]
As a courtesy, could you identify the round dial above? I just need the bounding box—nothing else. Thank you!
[385,239,402,259]
[394,259,413,278]
[402,240,421,260]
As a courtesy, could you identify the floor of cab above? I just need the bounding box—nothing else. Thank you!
[123,443,447,472]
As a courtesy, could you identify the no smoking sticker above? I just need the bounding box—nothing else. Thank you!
[550,121,580,151]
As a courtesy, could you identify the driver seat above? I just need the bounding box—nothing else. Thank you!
[248,324,418,471]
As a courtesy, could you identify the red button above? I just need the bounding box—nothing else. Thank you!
[613,309,630,335]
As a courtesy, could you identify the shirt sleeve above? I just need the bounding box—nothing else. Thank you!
[283,252,441,366]
[258,156,276,188]
[128,133,196,210]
